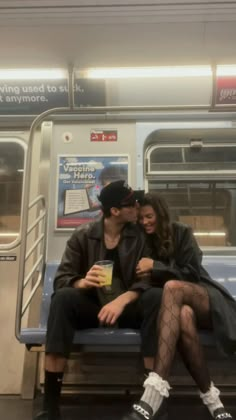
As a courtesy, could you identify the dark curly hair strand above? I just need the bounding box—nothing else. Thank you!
[140,192,174,259]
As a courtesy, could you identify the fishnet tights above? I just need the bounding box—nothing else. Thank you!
[154,280,212,392]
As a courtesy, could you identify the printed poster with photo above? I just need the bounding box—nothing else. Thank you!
[56,155,129,229]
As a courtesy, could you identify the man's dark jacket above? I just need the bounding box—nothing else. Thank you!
[54,218,150,292]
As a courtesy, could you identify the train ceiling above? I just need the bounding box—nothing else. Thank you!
[0,1,236,24]
[0,1,236,67]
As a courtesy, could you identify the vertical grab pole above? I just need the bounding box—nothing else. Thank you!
[68,63,75,110]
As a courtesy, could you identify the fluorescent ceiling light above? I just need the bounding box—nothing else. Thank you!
[0,233,18,237]
[0,69,66,80]
[217,65,236,76]
[194,232,226,237]
[86,66,212,79]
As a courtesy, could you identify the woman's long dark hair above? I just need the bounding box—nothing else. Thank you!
[140,192,174,259]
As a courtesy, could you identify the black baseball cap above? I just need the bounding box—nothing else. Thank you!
[98,180,137,209]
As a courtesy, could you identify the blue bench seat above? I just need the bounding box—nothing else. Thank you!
[19,256,236,351]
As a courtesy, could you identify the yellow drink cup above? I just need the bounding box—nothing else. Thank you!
[95,260,113,287]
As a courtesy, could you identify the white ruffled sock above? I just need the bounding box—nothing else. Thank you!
[199,382,224,417]
[140,372,171,415]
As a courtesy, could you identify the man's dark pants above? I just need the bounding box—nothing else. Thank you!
[46,287,163,358]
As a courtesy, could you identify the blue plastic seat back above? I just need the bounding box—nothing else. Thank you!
[203,256,236,299]
[40,257,236,329]
[39,262,59,328]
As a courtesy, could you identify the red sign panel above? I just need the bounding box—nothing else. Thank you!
[215,76,236,106]
[90,130,117,142]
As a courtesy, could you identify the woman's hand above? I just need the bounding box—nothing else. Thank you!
[136,257,154,276]
[73,265,105,289]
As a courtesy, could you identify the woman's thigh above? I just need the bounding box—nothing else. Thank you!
[164,280,212,328]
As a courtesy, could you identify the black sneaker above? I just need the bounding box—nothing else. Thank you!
[33,411,61,420]
[213,407,233,420]
[122,400,168,420]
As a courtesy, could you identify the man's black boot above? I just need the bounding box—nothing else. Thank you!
[33,371,63,420]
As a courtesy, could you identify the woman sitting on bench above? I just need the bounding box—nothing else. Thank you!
[123,192,236,420]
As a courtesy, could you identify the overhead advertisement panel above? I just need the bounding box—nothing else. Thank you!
[214,76,236,106]
[0,79,105,114]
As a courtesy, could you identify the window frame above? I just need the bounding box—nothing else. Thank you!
[0,137,27,250]
[145,142,236,253]
[146,143,236,179]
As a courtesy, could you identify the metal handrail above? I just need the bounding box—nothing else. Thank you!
[25,233,45,261]
[15,193,46,339]
[27,211,46,236]
[22,271,43,317]
[29,195,46,210]
[23,255,43,289]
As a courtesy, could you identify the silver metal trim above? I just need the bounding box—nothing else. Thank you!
[25,233,45,261]
[27,212,46,236]
[22,272,42,317]
[23,255,43,289]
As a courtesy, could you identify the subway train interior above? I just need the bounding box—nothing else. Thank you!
[1,1,236,419]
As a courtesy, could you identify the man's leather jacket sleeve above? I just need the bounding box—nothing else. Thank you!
[53,228,88,290]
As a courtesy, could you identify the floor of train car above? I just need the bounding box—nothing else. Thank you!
[1,394,235,420]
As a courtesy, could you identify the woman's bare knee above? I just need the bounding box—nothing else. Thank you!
[162,280,185,305]
[163,279,182,293]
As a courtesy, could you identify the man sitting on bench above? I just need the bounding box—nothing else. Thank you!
[34,180,163,420]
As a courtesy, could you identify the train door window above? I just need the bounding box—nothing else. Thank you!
[146,144,236,248]
[0,139,25,245]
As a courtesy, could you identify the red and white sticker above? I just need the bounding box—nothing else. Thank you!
[90,130,117,142]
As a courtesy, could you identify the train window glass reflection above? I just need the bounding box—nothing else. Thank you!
[185,147,236,171]
[148,181,236,247]
[149,146,236,172]
[0,140,25,245]
[147,143,236,248]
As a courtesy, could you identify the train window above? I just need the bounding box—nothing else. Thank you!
[146,144,236,248]
[148,145,236,172]
[0,139,25,245]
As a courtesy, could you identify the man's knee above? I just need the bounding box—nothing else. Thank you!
[50,287,79,310]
